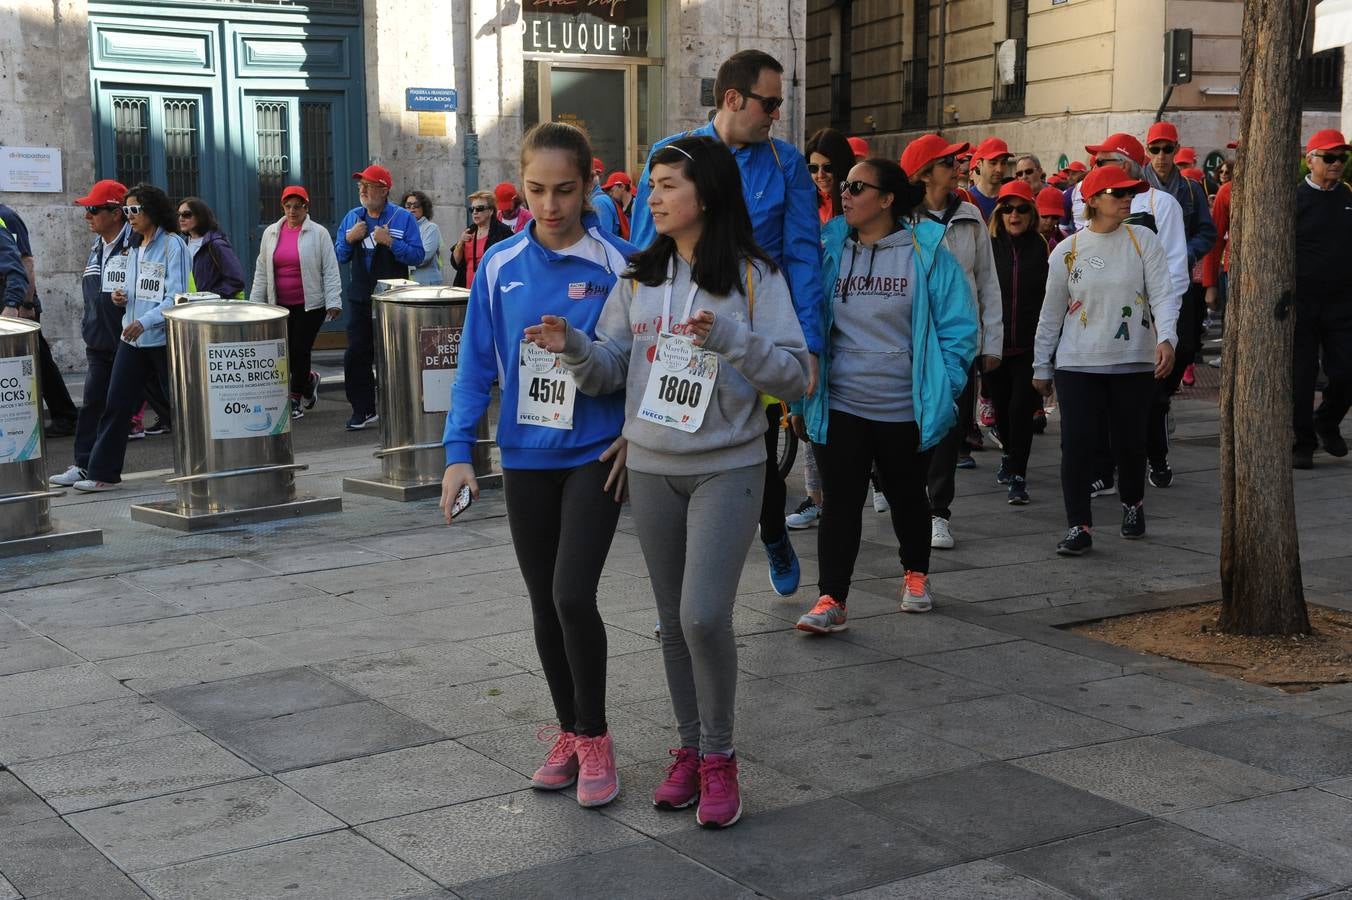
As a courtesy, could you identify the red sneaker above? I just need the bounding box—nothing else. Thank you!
[652,746,700,810]
[696,752,742,829]
[1181,363,1196,387]
[574,731,620,808]
[530,727,579,790]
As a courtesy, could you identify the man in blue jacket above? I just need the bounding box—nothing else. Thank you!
[630,48,824,599]
[335,164,425,430]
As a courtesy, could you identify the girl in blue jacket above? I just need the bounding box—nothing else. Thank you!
[794,159,977,634]
[440,123,634,810]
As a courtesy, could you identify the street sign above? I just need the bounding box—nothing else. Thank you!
[405,88,458,112]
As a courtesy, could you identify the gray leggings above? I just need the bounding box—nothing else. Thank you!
[628,464,763,754]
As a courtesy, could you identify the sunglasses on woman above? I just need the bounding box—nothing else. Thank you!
[177,210,194,219]
[998,203,1033,215]
[806,163,831,175]
[469,205,491,213]
[839,180,884,197]
[1096,187,1139,198]
[122,204,143,216]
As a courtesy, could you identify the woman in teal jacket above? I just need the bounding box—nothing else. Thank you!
[794,158,976,634]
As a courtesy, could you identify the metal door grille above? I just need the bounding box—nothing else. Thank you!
[255,100,290,224]
[112,96,151,188]
[300,102,334,227]
[163,99,200,201]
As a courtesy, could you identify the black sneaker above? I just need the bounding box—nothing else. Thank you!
[996,456,1012,485]
[1148,461,1173,488]
[956,454,976,470]
[46,418,77,438]
[305,371,322,409]
[1293,448,1315,470]
[1318,428,1349,458]
[1089,478,1116,498]
[1121,503,1146,539]
[1007,476,1029,505]
[345,411,378,431]
[1057,526,1093,556]
[144,418,171,436]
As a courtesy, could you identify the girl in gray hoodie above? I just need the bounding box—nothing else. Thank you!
[526,136,809,829]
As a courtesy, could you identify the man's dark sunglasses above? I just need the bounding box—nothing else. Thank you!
[807,163,831,175]
[469,205,491,213]
[1315,152,1349,165]
[998,203,1033,215]
[934,155,957,169]
[840,180,883,196]
[1014,169,1038,178]
[1147,143,1177,155]
[743,90,784,114]
[83,205,119,214]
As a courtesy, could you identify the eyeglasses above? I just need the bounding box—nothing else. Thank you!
[1014,169,1038,178]
[998,204,1033,215]
[1314,152,1349,165]
[1147,143,1178,155]
[404,201,420,209]
[1094,157,1125,168]
[806,163,831,175]
[742,90,784,115]
[1097,187,1139,198]
[358,181,387,190]
[933,155,956,169]
[469,205,491,213]
[839,180,884,196]
[177,211,194,219]
[122,205,143,216]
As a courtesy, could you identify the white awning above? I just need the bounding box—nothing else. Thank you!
[1314,0,1352,53]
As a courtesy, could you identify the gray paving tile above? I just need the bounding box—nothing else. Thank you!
[834,610,1019,657]
[1014,735,1303,815]
[840,860,1076,899]
[278,740,523,824]
[122,558,275,591]
[380,673,558,737]
[998,819,1329,900]
[1029,672,1262,732]
[168,574,331,612]
[596,648,675,706]
[1,584,183,631]
[0,772,56,830]
[68,776,341,872]
[0,816,152,899]
[0,696,192,765]
[1167,788,1352,883]
[475,624,655,671]
[901,693,1136,758]
[358,789,643,885]
[150,667,366,731]
[314,642,521,697]
[199,595,377,636]
[1167,714,1352,782]
[97,638,292,692]
[251,617,449,664]
[210,700,444,773]
[0,637,81,675]
[11,730,260,814]
[342,570,528,615]
[0,662,132,717]
[132,831,445,900]
[665,797,964,899]
[910,639,1124,692]
[458,840,756,899]
[1322,776,1352,801]
[746,714,987,793]
[0,873,16,900]
[248,542,397,575]
[772,658,999,716]
[850,762,1143,856]
[732,630,892,677]
[0,612,36,644]
[46,614,238,661]
[456,712,672,778]
[392,600,538,643]
[351,524,504,560]
[626,676,861,743]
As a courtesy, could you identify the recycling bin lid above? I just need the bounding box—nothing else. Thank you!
[375,285,471,306]
[0,319,40,338]
[164,301,290,324]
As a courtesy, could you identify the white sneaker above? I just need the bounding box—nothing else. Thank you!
[73,479,119,493]
[930,516,954,549]
[900,571,934,613]
[872,489,890,513]
[785,499,822,530]
[49,465,87,487]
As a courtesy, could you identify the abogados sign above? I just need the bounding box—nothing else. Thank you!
[523,0,653,57]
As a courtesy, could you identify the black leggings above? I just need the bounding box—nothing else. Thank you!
[1054,370,1155,528]
[985,353,1039,478]
[815,412,932,604]
[759,403,788,543]
[503,459,621,737]
[285,304,327,397]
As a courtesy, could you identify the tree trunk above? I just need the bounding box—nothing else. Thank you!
[1218,0,1310,635]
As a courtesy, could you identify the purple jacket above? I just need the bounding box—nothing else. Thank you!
[191,229,246,298]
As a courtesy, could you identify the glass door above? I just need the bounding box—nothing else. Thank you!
[543,63,635,177]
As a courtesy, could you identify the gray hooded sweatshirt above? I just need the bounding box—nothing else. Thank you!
[562,254,809,476]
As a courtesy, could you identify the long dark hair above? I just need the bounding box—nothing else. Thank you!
[806,128,855,218]
[853,158,925,229]
[125,183,178,236]
[626,136,776,296]
[177,196,219,236]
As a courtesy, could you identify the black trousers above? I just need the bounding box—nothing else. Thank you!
[503,459,621,737]
[815,412,932,603]
[73,348,115,470]
[759,403,788,544]
[926,364,976,520]
[1054,370,1155,528]
[985,353,1038,478]
[86,342,170,484]
[344,299,376,416]
[1147,283,1207,465]
[1293,295,1352,453]
[34,315,76,423]
[285,305,327,397]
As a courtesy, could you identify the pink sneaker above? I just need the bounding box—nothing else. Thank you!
[530,727,579,790]
[695,752,742,829]
[574,731,620,808]
[652,746,700,810]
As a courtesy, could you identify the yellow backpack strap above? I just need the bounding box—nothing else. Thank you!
[1065,231,1078,273]
[768,140,782,167]
[1124,224,1144,259]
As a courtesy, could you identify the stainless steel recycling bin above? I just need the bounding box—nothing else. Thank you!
[343,284,499,501]
[0,319,102,556]
[129,300,341,530]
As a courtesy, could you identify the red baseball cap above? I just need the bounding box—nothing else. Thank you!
[352,164,393,188]
[1086,132,1146,166]
[1226,140,1240,150]
[1047,172,1069,188]
[971,137,1013,162]
[1175,146,1197,166]
[592,157,605,175]
[1145,122,1179,147]
[847,136,871,158]
[1037,186,1067,217]
[74,179,128,207]
[996,181,1036,205]
[280,185,309,204]
[493,182,519,212]
[1066,160,1089,173]
[1080,165,1146,199]
[899,134,970,177]
[602,171,632,190]
[1180,167,1205,184]
[1306,129,1351,153]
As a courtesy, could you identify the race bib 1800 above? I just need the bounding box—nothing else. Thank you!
[636,333,718,434]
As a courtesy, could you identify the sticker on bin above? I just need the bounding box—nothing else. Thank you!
[205,339,291,439]
[0,354,41,463]
[420,325,461,414]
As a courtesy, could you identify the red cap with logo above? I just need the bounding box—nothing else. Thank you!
[899,134,970,177]
[1306,129,1351,153]
[1037,186,1067,217]
[280,185,309,204]
[602,171,632,190]
[1145,121,1179,147]
[1175,146,1197,166]
[494,182,519,212]
[971,137,1013,162]
[847,136,871,158]
[352,164,393,188]
[1085,132,1146,166]
[74,179,128,207]
[1080,165,1147,198]
[996,181,1036,205]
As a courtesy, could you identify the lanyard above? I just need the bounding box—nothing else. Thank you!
[661,259,700,333]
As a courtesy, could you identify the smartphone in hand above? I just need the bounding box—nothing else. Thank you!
[449,484,473,519]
